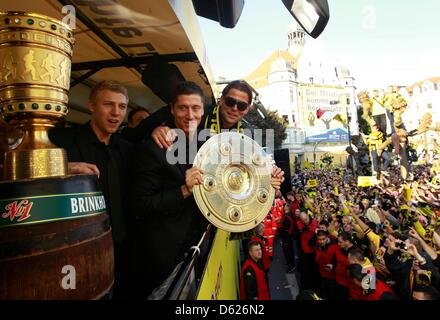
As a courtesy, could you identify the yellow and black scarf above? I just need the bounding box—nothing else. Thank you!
[204,105,242,135]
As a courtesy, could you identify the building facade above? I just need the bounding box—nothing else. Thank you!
[404,78,440,162]
[243,22,359,167]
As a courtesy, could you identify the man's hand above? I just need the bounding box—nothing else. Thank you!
[270,166,284,190]
[68,162,100,177]
[151,126,176,149]
[404,243,424,263]
[184,167,204,193]
[409,227,422,240]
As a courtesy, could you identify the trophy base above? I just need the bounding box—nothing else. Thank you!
[3,148,67,180]
[0,174,114,299]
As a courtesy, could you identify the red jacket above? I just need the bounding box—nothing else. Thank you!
[240,258,270,300]
[283,214,294,236]
[335,246,351,287]
[271,206,283,231]
[299,219,318,254]
[348,279,364,300]
[276,198,286,208]
[290,200,299,214]
[251,235,270,271]
[263,214,275,257]
[315,242,337,279]
[362,280,396,300]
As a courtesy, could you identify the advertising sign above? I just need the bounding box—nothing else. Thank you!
[299,84,351,143]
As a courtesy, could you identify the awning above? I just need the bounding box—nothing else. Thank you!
[2,0,217,123]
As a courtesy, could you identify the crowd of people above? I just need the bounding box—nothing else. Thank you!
[240,163,440,300]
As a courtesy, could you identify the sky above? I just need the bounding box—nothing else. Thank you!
[197,0,440,90]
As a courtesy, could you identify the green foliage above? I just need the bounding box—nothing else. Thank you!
[245,108,287,149]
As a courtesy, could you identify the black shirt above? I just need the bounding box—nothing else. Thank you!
[243,259,264,300]
[49,123,133,244]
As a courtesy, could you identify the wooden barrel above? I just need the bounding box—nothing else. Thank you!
[0,174,114,299]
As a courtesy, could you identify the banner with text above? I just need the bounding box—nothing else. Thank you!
[299,84,351,144]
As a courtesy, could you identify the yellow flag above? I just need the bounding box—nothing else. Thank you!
[333,114,347,125]
[413,221,426,238]
[303,161,313,169]
[357,176,378,187]
[403,184,412,202]
[334,186,339,195]
[307,179,318,188]
[417,206,433,217]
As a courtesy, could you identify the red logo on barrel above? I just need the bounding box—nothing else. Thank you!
[1,200,33,222]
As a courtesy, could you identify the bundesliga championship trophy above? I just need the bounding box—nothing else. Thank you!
[0,12,114,299]
[193,132,275,232]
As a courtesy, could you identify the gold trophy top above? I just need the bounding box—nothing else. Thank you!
[0,11,75,47]
[0,12,75,180]
[0,11,75,121]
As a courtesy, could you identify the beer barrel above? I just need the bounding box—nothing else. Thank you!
[0,174,114,299]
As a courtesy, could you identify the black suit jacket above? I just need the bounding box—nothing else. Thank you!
[49,123,133,243]
[131,138,207,293]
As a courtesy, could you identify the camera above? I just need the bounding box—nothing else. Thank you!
[397,242,408,250]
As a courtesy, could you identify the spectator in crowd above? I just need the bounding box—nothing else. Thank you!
[240,241,270,300]
[314,230,338,299]
[120,106,150,140]
[297,212,320,291]
[250,223,271,277]
[335,232,355,300]
[280,205,296,273]
[347,264,397,300]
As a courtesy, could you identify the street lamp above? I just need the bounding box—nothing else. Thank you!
[313,139,324,168]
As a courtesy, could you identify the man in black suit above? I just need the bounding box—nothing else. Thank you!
[131,81,211,299]
[49,80,132,299]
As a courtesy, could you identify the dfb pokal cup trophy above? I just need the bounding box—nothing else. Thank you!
[0,12,114,299]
